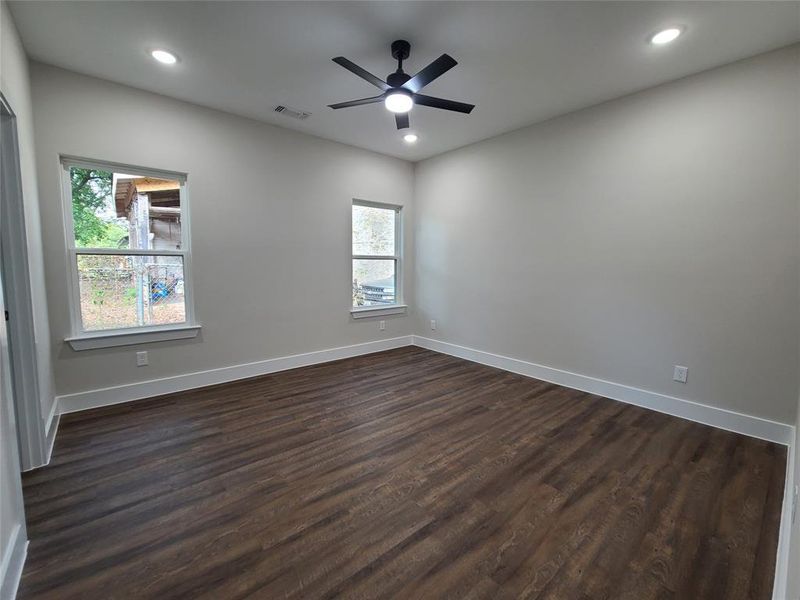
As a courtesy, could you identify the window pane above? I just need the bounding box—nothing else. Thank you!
[77,254,186,331]
[69,167,182,250]
[353,259,396,307]
[352,204,395,256]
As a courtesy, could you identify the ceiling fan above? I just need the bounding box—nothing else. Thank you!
[328,40,475,130]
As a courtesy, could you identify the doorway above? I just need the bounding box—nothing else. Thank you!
[0,93,47,470]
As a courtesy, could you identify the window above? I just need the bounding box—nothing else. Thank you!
[61,158,198,348]
[352,200,404,317]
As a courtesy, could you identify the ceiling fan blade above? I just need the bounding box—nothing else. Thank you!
[328,95,386,109]
[413,94,475,114]
[395,113,409,130]
[403,54,457,93]
[332,57,390,91]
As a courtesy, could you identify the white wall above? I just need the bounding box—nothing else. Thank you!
[30,64,414,398]
[414,45,800,425]
[1,1,37,593]
[0,2,56,442]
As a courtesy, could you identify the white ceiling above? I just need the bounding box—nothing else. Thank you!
[8,1,800,161]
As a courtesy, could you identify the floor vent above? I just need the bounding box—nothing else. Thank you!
[274,105,311,120]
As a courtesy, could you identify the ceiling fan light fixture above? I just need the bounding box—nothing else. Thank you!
[385,91,413,113]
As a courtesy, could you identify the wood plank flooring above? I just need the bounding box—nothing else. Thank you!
[19,347,786,599]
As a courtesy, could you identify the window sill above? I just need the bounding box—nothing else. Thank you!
[350,305,407,319]
[66,324,201,351]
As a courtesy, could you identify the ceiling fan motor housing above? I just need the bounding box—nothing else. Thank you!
[391,39,411,62]
[387,72,411,88]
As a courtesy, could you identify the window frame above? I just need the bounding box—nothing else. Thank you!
[60,156,200,349]
[350,199,406,319]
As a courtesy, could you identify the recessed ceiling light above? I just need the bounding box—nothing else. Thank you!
[403,134,418,143]
[151,49,178,65]
[385,91,413,113]
[650,27,683,45]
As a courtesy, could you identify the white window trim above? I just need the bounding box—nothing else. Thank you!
[350,199,405,318]
[65,324,201,351]
[60,156,200,350]
[351,304,408,319]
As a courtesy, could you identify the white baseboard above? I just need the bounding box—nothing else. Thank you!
[19,399,58,472]
[58,333,792,445]
[0,524,27,600]
[413,336,794,445]
[42,398,59,466]
[44,413,60,466]
[772,427,797,600]
[57,336,414,414]
[44,398,57,435]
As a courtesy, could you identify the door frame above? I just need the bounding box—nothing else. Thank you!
[0,92,47,470]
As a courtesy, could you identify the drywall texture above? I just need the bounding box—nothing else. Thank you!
[414,45,800,424]
[0,1,31,591]
[0,3,55,432]
[30,64,414,397]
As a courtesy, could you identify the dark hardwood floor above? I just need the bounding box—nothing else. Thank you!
[19,347,786,599]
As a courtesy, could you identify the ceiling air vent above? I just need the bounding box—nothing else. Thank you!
[274,105,311,120]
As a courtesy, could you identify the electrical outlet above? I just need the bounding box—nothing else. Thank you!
[136,351,149,367]
[430,320,436,330]
[379,320,386,331]
[673,365,688,383]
